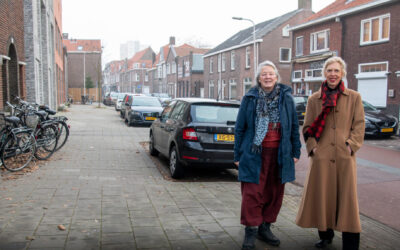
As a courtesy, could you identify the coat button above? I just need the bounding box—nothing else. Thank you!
[330,159,335,163]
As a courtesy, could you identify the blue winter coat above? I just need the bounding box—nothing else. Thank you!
[234,84,301,184]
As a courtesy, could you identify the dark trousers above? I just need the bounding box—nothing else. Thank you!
[241,147,285,226]
[318,229,360,250]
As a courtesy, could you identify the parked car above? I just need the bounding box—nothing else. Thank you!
[149,98,240,179]
[293,95,308,125]
[363,100,398,138]
[103,92,119,106]
[115,92,130,111]
[124,96,163,126]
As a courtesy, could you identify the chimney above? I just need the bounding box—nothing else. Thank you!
[298,0,312,10]
[169,36,175,45]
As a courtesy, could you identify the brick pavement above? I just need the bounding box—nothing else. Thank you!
[0,104,398,249]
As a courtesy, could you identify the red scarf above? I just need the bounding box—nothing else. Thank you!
[304,80,345,142]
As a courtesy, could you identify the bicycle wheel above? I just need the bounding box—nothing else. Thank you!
[1,131,36,172]
[34,125,58,160]
[55,121,69,151]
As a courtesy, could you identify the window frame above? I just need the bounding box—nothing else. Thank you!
[296,36,304,56]
[360,13,390,45]
[209,58,214,73]
[209,80,215,98]
[279,47,291,63]
[230,51,236,70]
[229,79,237,100]
[310,29,330,54]
[245,47,251,68]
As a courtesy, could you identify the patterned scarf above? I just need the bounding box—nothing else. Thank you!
[252,84,280,153]
[304,80,344,142]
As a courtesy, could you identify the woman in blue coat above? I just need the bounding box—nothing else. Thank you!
[234,60,301,250]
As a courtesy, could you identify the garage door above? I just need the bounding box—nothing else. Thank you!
[357,77,387,107]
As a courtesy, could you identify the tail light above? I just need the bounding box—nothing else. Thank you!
[183,128,198,141]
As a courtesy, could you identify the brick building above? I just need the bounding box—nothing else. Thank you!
[63,37,102,101]
[203,0,313,100]
[24,0,57,109]
[0,0,26,110]
[290,0,400,120]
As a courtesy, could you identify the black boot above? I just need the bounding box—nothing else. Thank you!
[342,232,360,250]
[315,229,334,248]
[258,222,280,246]
[242,226,257,250]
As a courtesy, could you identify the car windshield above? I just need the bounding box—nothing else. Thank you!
[117,93,127,100]
[191,104,239,123]
[110,92,119,98]
[363,100,378,111]
[131,97,161,107]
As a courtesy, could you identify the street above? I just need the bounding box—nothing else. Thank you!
[0,104,398,250]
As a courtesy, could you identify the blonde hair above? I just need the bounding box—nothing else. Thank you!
[323,56,347,78]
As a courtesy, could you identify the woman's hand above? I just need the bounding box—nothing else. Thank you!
[234,161,239,167]
[312,147,317,155]
[293,158,299,164]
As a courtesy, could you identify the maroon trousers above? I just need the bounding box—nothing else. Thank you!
[240,125,285,226]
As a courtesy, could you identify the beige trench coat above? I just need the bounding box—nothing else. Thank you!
[296,87,365,233]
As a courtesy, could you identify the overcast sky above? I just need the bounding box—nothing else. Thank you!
[62,0,336,64]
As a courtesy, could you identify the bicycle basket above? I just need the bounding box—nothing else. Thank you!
[26,114,39,128]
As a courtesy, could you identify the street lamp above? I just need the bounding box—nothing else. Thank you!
[232,16,257,83]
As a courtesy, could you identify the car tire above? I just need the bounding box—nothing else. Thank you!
[149,133,159,156]
[169,146,184,179]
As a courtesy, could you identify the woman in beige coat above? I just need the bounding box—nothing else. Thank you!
[296,57,365,250]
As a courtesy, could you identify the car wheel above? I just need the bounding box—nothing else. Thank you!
[149,133,159,156]
[169,146,184,179]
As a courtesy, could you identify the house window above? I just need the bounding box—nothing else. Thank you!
[279,48,291,63]
[305,69,322,78]
[77,46,83,51]
[209,80,214,98]
[246,47,251,68]
[172,62,176,74]
[231,51,235,70]
[310,29,330,53]
[359,62,388,73]
[222,53,226,72]
[243,78,252,94]
[135,73,139,81]
[296,36,303,56]
[361,14,390,45]
[229,79,237,99]
[167,63,170,74]
[293,70,302,80]
[145,71,148,82]
[218,54,221,73]
[210,58,214,73]
[282,24,290,37]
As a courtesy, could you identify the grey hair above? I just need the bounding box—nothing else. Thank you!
[323,56,347,78]
[256,60,281,85]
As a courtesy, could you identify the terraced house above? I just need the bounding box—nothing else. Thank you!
[203,0,313,100]
[290,0,400,121]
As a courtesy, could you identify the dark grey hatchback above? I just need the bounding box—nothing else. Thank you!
[149,98,240,179]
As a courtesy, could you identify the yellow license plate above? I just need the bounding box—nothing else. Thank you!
[381,128,393,132]
[215,134,234,142]
[145,117,156,121]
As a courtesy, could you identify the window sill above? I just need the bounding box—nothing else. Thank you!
[360,39,389,46]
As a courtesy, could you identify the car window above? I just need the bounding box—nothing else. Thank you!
[363,100,378,111]
[191,104,239,123]
[131,97,161,107]
[160,101,176,122]
[170,102,185,120]
[293,96,307,104]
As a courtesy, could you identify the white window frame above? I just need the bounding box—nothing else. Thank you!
[282,24,290,37]
[360,14,390,45]
[292,70,302,82]
[243,77,252,94]
[222,53,226,72]
[218,54,221,73]
[145,71,148,82]
[296,36,304,56]
[135,73,139,81]
[245,47,251,68]
[305,68,323,80]
[231,51,235,70]
[210,58,214,73]
[310,29,330,54]
[229,79,237,100]
[279,48,291,63]
[172,62,176,74]
[209,80,215,98]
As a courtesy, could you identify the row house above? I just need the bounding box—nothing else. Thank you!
[0,0,26,110]
[119,47,154,94]
[154,38,174,94]
[24,0,58,109]
[103,60,124,93]
[165,44,209,98]
[290,0,400,119]
[63,37,102,101]
[203,0,313,100]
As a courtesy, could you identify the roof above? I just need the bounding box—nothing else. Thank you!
[63,39,102,52]
[205,9,302,56]
[290,0,395,30]
[174,44,209,57]
[127,47,153,70]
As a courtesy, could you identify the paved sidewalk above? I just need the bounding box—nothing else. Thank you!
[0,104,398,249]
